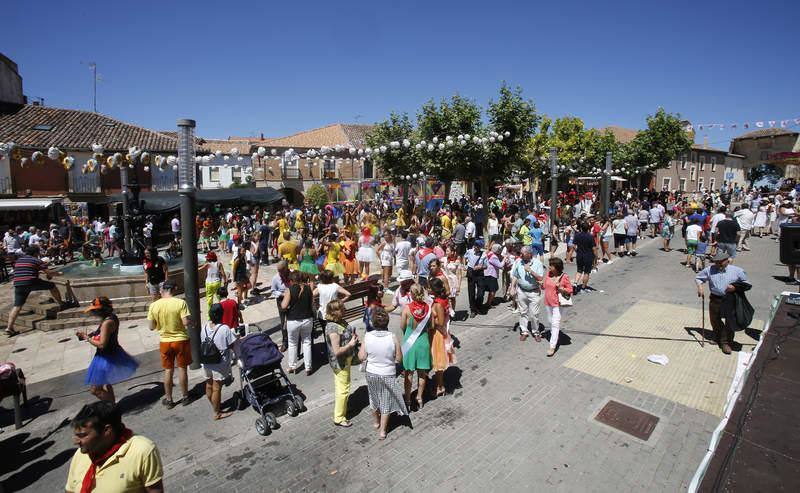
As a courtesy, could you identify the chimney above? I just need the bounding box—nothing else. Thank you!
[703,135,708,149]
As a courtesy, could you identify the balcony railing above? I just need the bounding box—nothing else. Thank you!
[0,176,13,195]
[69,172,101,193]
[282,168,301,179]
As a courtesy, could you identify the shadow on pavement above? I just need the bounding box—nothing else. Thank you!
[0,418,73,492]
[117,381,165,416]
[443,367,463,394]
[0,395,54,429]
[346,385,369,419]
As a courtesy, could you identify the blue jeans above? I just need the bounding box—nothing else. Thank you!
[532,243,544,256]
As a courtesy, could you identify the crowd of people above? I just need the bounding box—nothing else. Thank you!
[3,180,790,490]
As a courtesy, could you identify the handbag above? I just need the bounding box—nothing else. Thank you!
[557,274,573,307]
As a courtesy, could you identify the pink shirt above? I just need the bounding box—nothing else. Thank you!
[543,273,573,307]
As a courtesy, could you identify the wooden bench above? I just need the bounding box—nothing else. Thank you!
[311,276,380,332]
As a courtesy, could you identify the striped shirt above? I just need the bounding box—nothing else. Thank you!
[13,255,45,286]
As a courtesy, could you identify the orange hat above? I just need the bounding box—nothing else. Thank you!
[84,296,112,313]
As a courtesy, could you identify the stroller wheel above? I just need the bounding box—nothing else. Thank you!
[255,417,270,436]
[286,401,298,417]
[293,395,306,413]
[264,412,279,429]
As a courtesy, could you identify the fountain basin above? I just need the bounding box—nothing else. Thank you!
[54,256,207,304]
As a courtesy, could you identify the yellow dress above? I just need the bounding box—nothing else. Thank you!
[396,209,406,229]
[277,218,289,244]
[278,240,299,270]
[325,242,345,276]
[441,214,452,240]
[294,212,304,232]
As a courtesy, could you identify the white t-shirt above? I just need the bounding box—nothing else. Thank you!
[200,322,237,373]
[710,213,726,233]
[171,218,180,233]
[734,209,755,230]
[686,224,702,241]
[395,240,412,263]
[612,218,627,235]
[465,221,476,239]
[317,283,340,317]
[364,331,397,377]
[487,218,499,236]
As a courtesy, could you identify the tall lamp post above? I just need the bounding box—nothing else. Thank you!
[549,147,558,228]
[601,151,612,215]
[177,119,201,370]
[119,165,133,255]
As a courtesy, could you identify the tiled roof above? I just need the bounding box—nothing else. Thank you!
[0,104,178,152]
[691,144,728,154]
[200,139,253,154]
[259,123,376,150]
[733,128,798,140]
[597,126,639,144]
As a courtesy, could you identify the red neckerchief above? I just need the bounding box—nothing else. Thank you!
[408,300,429,321]
[418,247,434,259]
[81,428,133,493]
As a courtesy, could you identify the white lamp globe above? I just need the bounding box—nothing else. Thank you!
[230,147,240,158]
[405,175,411,180]
[504,131,511,137]
[215,150,223,159]
[438,143,445,150]
[349,147,356,155]
[380,145,387,153]
[464,134,471,140]
[489,136,496,143]
[446,140,454,147]
[427,144,435,152]
[257,147,266,157]
[415,143,422,150]
[446,135,453,141]
[412,173,417,178]
[497,135,504,142]
[223,155,230,162]
[432,137,439,144]
[270,149,277,155]
[402,139,411,148]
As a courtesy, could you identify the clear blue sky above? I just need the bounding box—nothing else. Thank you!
[4,0,798,148]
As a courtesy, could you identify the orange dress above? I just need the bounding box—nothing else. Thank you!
[430,296,456,372]
[340,239,358,275]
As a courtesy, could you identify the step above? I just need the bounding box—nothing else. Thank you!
[38,311,147,332]
[56,301,150,320]
[0,301,60,320]
[12,312,47,330]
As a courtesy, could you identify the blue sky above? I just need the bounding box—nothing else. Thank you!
[4,0,797,147]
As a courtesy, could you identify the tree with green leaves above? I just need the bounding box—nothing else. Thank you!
[365,112,418,182]
[630,107,692,172]
[305,183,329,208]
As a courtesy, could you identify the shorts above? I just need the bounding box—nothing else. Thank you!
[639,221,648,231]
[147,282,164,296]
[626,235,637,245]
[483,276,499,292]
[203,364,232,382]
[576,256,593,275]
[717,242,737,258]
[160,340,192,369]
[686,240,698,255]
[531,243,545,256]
[613,233,626,249]
[455,243,466,256]
[14,279,55,307]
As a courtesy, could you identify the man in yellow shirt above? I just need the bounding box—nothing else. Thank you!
[65,401,163,492]
[277,232,299,270]
[147,281,192,409]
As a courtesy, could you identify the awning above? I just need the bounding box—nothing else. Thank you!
[0,198,63,211]
[108,187,285,213]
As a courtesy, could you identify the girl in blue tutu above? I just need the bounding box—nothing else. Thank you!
[76,297,139,403]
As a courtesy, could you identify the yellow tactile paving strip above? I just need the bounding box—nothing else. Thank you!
[563,299,762,417]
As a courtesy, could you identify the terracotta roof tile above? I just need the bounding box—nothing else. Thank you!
[200,139,252,154]
[259,123,375,150]
[733,128,798,140]
[0,104,178,152]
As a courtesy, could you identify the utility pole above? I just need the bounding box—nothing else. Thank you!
[88,62,98,113]
[549,147,558,227]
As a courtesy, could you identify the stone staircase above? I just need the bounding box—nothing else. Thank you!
[1,294,150,333]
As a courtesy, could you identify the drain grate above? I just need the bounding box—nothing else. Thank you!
[594,400,659,441]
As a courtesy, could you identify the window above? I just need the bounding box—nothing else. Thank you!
[690,165,696,181]
[760,151,769,161]
[709,178,716,190]
[699,155,705,171]
[363,159,374,179]
[232,168,242,182]
[691,151,697,163]
[210,167,220,182]
[662,177,671,191]
[698,177,704,190]
[323,158,337,179]
[711,156,717,171]
[681,154,688,170]
[32,124,53,131]
[679,178,687,192]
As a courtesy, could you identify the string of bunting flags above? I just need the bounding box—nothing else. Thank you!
[685,117,800,132]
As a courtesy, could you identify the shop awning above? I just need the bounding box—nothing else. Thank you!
[108,187,285,213]
[0,198,63,210]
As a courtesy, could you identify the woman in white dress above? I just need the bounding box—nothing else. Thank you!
[753,201,768,237]
[356,227,375,279]
[768,203,778,237]
[376,232,395,289]
[441,244,463,314]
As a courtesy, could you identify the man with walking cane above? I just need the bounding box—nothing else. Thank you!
[695,251,749,354]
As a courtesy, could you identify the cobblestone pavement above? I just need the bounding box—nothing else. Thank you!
[0,234,785,492]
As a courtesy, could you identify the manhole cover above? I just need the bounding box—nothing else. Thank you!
[11,347,26,353]
[595,400,659,441]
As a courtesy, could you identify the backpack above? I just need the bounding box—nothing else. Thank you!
[199,323,223,364]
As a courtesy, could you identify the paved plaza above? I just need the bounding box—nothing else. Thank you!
[0,235,783,492]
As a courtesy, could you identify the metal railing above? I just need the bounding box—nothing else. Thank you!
[282,168,301,179]
[69,173,101,193]
[0,176,13,195]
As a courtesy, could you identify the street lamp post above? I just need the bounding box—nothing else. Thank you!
[177,119,201,370]
[601,151,612,215]
[549,147,558,228]
[119,165,133,255]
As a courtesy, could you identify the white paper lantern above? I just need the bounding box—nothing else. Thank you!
[489,137,496,143]
[237,156,243,162]
[446,140,454,147]
[47,146,60,160]
[349,147,356,155]
[412,173,417,179]
[405,175,411,180]
[432,137,439,144]
[427,144,435,152]
[459,140,466,146]
[379,145,387,153]
[419,171,425,177]
[464,134,471,140]
[91,143,104,154]
[420,140,427,147]
[438,143,445,150]
[472,136,480,144]
[415,143,422,150]
[445,135,453,141]
[402,139,411,148]
[270,149,277,155]
[504,131,511,137]
[357,149,364,156]
[257,146,267,157]
[389,141,400,149]
[457,134,463,140]
[497,135,504,142]
[230,147,240,158]
[223,155,230,162]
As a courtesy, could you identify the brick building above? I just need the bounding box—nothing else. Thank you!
[728,128,800,182]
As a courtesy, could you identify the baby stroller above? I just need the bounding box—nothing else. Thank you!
[233,327,305,436]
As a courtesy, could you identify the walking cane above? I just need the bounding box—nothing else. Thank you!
[700,292,706,348]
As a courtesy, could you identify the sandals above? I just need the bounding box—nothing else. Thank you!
[335,420,353,428]
[161,398,176,409]
[214,411,233,420]
[378,431,387,440]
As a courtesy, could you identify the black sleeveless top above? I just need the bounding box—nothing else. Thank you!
[286,284,314,321]
[88,314,120,355]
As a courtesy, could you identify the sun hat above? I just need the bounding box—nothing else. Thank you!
[710,251,731,262]
[397,270,414,282]
[84,296,112,313]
